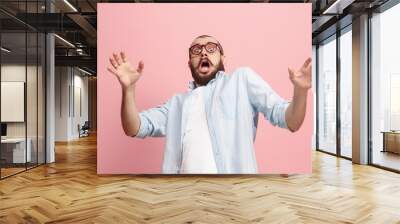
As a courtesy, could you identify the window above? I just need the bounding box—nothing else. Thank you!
[317,35,337,154]
[370,2,400,171]
[339,26,352,158]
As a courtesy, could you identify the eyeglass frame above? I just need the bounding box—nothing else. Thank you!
[188,42,224,57]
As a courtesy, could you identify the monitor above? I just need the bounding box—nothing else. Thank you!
[1,123,7,137]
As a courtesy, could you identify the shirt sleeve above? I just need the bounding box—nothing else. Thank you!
[135,100,170,138]
[242,67,290,129]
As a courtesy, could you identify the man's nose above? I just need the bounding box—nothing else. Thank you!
[200,46,208,56]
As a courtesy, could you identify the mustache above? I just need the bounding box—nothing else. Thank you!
[190,59,225,86]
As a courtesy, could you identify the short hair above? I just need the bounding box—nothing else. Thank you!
[190,35,224,56]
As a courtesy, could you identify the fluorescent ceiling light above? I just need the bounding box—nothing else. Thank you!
[54,34,75,48]
[1,47,11,53]
[323,0,355,15]
[323,0,342,14]
[78,67,93,76]
[63,0,78,12]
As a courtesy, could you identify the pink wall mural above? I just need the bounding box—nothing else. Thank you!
[97,3,313,174]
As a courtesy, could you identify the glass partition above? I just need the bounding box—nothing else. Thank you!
[0,0,46,179]
[1,30,28,177]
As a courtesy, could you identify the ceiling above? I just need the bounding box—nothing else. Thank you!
[0,0,392,75]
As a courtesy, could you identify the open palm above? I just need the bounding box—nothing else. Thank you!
[288,58,312,90]
[107,52,144,89]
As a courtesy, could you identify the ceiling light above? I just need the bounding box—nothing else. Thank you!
[323,0,341,14]
[63,0,78,12]
[54,34,75,48]
[78,67,93,76]
[1,47,11,53]
[322,0,355,15]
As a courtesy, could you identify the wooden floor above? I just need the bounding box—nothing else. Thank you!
[0,167,26,178]
[1,134,400,223]
[373,150,400,171]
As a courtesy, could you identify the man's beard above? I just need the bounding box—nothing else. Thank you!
[190,60,225,86]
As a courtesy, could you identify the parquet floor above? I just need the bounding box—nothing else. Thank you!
[1,133,400,223]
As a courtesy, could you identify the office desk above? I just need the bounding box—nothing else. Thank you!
[381,131,400,154]
[1,138,32,163]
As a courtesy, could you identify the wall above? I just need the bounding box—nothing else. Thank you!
[1,65,42,137]
[54,67,89,141]
[1,65,25,138]
[97,4,313,174]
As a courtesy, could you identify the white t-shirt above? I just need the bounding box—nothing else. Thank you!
[180,86,218,174]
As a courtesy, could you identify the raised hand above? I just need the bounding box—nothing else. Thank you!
[107,52,144,89]
[288,57,312,90]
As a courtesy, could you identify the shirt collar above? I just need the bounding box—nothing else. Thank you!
[188,70,224,91]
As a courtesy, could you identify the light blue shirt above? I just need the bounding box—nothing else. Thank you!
[136,67,290,174]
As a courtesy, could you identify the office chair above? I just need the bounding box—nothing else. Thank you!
[79,121,90,138]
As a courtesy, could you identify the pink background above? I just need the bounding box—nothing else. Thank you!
[97,3,312,174]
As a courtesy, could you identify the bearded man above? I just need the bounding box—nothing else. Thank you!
[107,35,311,174]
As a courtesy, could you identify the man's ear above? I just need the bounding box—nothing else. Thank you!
[221,55,226,64]
[188,60,191,68]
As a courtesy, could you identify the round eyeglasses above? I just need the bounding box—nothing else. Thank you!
[189,42,220,56]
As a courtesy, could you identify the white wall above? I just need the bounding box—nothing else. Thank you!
[1,66,26,132]
[54,67,89,141]
[55,67,70,141]
[1,65,41,137]
[72,73,89,138]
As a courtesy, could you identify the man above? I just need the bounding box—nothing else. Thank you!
[107,35,311,174]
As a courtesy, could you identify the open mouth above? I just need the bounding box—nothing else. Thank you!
[199,59,212,73]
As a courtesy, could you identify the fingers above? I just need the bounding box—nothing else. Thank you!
[288,67,294,79]
[113,53,122,66]
[109,52,127,69]
[137,60,144,74]
[303,60,312,75]
[108,52,143,76]
[107,67,118,77]
[306,63,312,72]
[109,57,118,70]
[302,57,312,69]
[120,51,127,63]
